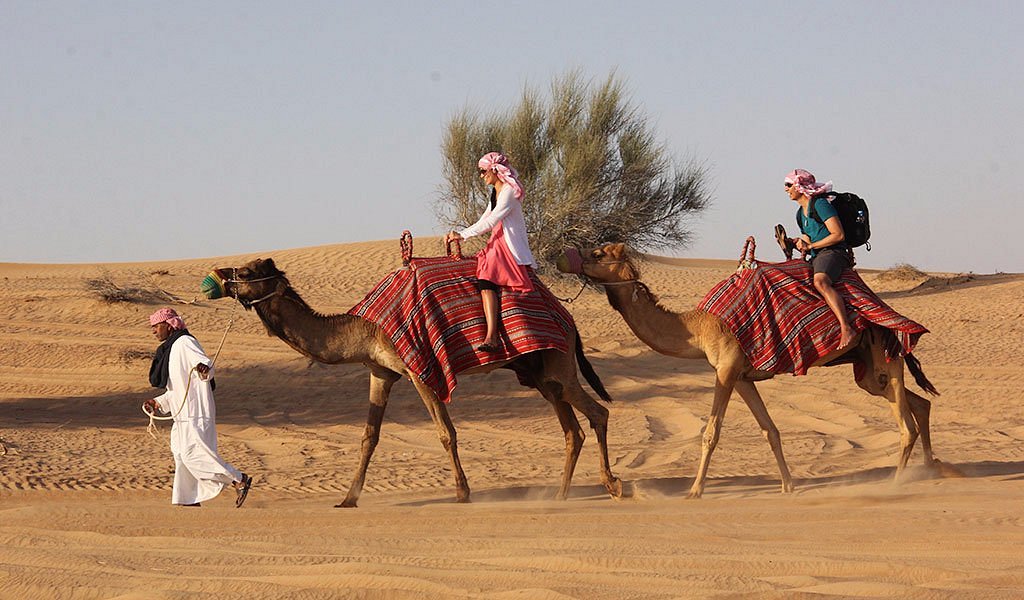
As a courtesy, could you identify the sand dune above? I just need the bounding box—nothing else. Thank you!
[2,237,1023,598]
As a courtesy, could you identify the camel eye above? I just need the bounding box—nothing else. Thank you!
[237,268,253,278]
[591,250,603,259]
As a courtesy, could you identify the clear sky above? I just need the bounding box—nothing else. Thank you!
[2,1,1021,273]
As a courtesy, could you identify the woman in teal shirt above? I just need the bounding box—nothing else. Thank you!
[785,169,856,351]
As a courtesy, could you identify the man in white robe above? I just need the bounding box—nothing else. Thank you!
[145,308,253,507]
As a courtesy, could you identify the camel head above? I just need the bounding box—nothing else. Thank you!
[556,243,640,284]
[201,258,287,309]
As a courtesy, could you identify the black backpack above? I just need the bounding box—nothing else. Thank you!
[800,191,871,250]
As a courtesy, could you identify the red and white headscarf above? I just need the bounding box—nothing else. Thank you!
[149,307,186,330]
[478,152,524,199]
[785,169,833,198]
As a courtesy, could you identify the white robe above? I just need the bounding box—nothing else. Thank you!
[154,334,242,505]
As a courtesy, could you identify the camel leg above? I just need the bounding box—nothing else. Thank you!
[543,397,586,501]
[409,377,471,503]
[734,380,793,494]
[548,380,622,498]
[887,369,919,479]
[688,366,738,499]
[338,369,398,508]
[871,359,919,478]
[854,344,919,479]
[541,352,622,499]
[906,390,935,465]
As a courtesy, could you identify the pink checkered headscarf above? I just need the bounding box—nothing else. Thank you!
[785,169,833,198]
[479,152,523,199]
[149,307,186,330]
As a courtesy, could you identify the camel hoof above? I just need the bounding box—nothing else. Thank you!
[781,481,794,494]
[685,490,703,500]
[605,477,623,499]
[455,492,471,504]
[931,458,966,478]
[554,491,568,501]
[335,499,358,508]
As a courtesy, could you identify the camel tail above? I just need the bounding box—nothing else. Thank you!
[905,352,940,396]
[575,331,613,402]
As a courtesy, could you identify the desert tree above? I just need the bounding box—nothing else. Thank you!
[437,70,711,268]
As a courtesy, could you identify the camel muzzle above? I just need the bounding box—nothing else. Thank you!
[556,247,584,275]
[200,270,228,300]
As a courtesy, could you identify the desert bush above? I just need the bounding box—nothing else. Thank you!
[119,349,154,363]
[85,272,174,304]
[878,263,927,281]
[437,70,711,269]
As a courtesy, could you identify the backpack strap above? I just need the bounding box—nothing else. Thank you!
[806,194,833,225]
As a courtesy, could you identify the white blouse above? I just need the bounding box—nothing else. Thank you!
[458,185,536,267]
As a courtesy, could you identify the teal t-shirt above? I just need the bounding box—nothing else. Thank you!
[796,197,846,257]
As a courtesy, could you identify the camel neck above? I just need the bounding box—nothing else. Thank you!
[602,282,706,359]
[254,294,376,365]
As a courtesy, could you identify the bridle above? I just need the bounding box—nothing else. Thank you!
[569,253,641,303]
[580,257,639,286]
[220,268,285,307]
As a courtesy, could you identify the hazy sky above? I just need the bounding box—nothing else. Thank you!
[2,1,1021,273]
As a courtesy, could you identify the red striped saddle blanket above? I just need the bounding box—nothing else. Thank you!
[348,256,575,402]
[697,259,928,375]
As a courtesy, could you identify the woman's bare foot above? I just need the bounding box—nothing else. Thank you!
[476,339,499,353]
[837,328,857,351]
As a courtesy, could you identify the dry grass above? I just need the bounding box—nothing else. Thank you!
[878,262,928,281]
[85,272,177,304]
[119,349,154,363]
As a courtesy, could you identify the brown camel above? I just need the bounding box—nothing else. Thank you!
[203,258,623,507]
[560,243,939,498]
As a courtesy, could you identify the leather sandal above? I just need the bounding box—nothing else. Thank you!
[235,474,253,508]
[775,224,796,260]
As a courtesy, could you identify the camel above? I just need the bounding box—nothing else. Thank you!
[559,243,939,498]
[202,258,623,507]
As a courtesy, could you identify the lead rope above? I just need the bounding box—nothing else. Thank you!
[143,300,238,440]
[555,282,587,304]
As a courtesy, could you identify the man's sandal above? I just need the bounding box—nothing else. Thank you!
[235,474,253,508]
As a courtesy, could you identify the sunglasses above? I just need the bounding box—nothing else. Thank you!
[478,169,488,175]
[784,182,793,188]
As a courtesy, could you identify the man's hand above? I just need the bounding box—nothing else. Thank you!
[794,236,812,256]
[195,363,211,380]
[144,398,161,414]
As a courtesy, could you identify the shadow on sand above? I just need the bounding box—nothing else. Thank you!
[395,459,1024,507]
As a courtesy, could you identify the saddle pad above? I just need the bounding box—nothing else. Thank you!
[348,256,575,402]
[697,259,928,375]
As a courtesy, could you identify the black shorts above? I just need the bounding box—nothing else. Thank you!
[811,247,851,282]
[476,279,501,292]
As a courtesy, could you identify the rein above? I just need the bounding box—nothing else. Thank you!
[142,267,280,438]
[143,304,238,439]
[594,278,640,302]
[555,282,587,304]
[556,259,635,304]
[577,256,640,300]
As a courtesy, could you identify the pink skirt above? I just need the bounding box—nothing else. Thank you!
[475,221,534,293]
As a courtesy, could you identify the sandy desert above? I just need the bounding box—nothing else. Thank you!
[2,236,1023,599]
